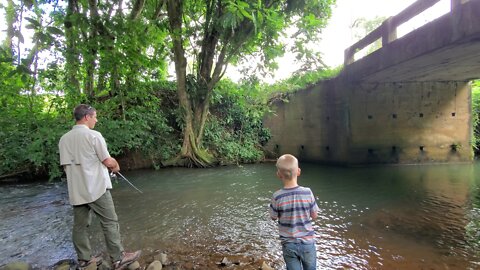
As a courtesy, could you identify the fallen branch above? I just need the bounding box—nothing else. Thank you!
[0,170,30,180]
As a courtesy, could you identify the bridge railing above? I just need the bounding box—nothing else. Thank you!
[343,0,468,66]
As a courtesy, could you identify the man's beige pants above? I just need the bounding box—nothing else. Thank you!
[72,190,123,262]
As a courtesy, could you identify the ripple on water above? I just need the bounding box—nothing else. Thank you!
[3,163,480,269]
[0,183,74,268]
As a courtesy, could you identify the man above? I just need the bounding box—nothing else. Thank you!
[59,104,141,269]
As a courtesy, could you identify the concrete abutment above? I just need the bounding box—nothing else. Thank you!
[263,79,473,165]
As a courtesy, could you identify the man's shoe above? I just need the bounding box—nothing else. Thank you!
[77,255,103,270]
[112,250,142,270]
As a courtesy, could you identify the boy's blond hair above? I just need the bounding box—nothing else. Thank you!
[276,154,298,180]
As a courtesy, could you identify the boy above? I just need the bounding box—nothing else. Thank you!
[269,154,319,270]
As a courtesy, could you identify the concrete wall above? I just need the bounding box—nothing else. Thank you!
[263,79,473,165]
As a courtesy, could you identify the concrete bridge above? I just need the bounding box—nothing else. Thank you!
[264,0,480,165]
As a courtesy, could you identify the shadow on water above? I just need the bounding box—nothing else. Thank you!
[2,162,480,269]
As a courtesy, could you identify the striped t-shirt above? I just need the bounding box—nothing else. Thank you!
[269,186,319,243]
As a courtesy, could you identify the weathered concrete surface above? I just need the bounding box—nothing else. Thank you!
[264,80,350,164]
[347,81,471,164]
[264,0,478,165]
[344,0,480,83]
[263,80,472,165]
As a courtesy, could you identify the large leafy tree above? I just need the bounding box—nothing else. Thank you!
[62,0,170,102]
[163,0,334,167]
[1,0,171,108]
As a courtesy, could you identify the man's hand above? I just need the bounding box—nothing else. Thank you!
[103,157,120,173]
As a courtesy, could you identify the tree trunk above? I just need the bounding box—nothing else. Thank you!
[64,0,81,96]
[194,29,231,147]
[130,0,146,20]
[166,0,213,167]
[193,91,212,147]
[84,0,101,97]
[4,0,15,57]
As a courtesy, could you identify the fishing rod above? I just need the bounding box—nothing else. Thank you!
[110,172,143,193]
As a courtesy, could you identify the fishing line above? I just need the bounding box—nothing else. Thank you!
[111,172,143,193]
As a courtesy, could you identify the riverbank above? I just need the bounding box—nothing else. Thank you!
[1,251,279,270]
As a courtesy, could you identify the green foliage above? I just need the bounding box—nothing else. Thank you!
[0,80,68,180]
[0,48,32,176]
[174,0,335,85]
[24,112,68,180]
[264,67,341,97]
[465,184,480,252]
[0,81,178,180]
[93,84,178,165]
[203,79,271,164]
[471,80,480,153]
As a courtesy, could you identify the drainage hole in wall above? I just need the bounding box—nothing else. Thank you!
[301,145,305,150]
[392,146,397,152]
[419,146,425,151]
[325,146,330,151]
[419,113,424,118]
[452,112,456,117]
[392,114,397,119]
[368,115,373,119]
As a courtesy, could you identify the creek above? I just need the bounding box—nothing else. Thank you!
[1,162,480,269]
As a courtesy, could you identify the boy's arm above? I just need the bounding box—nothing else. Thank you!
[269,199,278,220]
[310,191,319,220]
[311,208,318,219]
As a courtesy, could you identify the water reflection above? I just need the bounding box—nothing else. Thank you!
[304,164,478,269]
[1,163,480,269]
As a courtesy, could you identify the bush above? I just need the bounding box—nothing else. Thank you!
[472,80,480,154]
[204,79,271,164]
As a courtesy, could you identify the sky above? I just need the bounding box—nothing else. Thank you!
[0,0,450,82]
[318,0,417,67]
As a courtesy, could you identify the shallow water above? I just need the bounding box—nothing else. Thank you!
[1,162,480,269]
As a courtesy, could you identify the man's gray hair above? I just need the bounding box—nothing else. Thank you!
[73,104,96,121]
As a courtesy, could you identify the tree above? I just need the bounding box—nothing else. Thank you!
[163,0,334,167]
[61,0,169,102]
[350,16,386,56]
